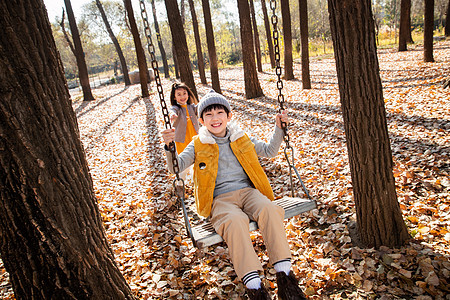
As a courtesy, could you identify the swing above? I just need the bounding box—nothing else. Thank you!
[139,0,316,248]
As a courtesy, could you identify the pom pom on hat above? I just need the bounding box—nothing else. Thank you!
[197,89,231,117]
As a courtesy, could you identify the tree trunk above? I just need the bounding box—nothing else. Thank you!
[398,0,411,51]
[249,0,263,72]
[201,0,221,93]
[64,0,94,101]
[327,0,410,248]
[165,0,198,99]
[172,45,181,78]
[236,0,264,98]
[280,0,295,80]
[59,9,76,55]
[0,1,135,298]
[406,2,414,43]
[261,0,276,68]
[424,0,435,62]
[96,0,131,85]
[151,0,170,78]
[181,0,186,24]
[445,0,450,36]
[299,0,311,89]
[124,0,149,97]
[188,0,207,84]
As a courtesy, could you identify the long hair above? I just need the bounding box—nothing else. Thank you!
[170,82,198,106]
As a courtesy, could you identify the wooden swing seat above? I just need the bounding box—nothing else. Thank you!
[191,196,316,248]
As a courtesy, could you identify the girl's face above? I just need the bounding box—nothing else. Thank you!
[174,88,189,105]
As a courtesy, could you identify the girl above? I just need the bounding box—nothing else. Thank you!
[169,82,200,181]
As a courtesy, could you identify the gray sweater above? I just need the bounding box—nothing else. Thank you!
[165,121,284,198]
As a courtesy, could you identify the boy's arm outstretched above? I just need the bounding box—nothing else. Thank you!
[252,110,289,157]
[161,128,195,173]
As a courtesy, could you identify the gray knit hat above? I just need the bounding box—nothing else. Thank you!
[197,90,231,118]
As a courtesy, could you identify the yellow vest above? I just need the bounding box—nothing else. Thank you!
[193,133,274,217]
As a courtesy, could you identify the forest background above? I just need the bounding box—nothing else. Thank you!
[45,0,449,88]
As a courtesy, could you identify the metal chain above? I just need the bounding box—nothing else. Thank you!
[139,0,195,242]
[270,0,297,197]
[139,0,181,183]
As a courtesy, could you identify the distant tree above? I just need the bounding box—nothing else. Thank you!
[151,0,170,78]
[124,0,149,97]
[164,0,198,98]
[327,0,410,248]
[249,0,263,72]
[172,45,180,79]
[399,0,412,51]
[201,0,221,93]
[424,0,435,62]
[60,9,76,55]
[445,0,450,36]
[180,0,186,23]
[95,0,131,85]
[188,0,207,84]
[0,1,135,298]
[261,0,275,68]
[236,0,264,98]
[299,0,311,89]
[406,1,414,43]
[64,0,95,101]
[280,0,295,79]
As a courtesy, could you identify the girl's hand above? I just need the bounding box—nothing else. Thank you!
[170,112,178,123]
[161,128,175,146]
[276,110,289,128]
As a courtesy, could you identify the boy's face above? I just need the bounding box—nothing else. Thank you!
[199,107,232,138]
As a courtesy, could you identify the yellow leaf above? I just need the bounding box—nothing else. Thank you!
[418,226,430,233]
[174,235,182,244]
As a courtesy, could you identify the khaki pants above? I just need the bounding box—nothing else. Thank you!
[209,187,291,279]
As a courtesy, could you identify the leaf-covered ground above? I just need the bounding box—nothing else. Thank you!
[1,41,449,299]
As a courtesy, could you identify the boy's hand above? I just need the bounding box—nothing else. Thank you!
[161,128,175,146]
[170,112,178,123]
[276,110,289,128]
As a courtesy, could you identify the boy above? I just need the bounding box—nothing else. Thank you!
[161,90,306,299]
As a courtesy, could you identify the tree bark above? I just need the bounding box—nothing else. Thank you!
[0,1,135,298]
[124,0,150,97]
[424,0,435,62]
[398,0,411,51]
[96,0,131,85]
[64,0,95,101]
[280,0,295,80]
[445,0,450,36]
[201,0,221,93]
[299,0,311,89]
[151,0,170,78]
[188,0,207,84]
[249,0,263,72]
[327,0,410,248]
[261,0,276,68]
[165,0,198,99]
[237,0,264,98]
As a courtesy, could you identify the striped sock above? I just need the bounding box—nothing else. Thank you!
[274,259,291,275]
[242,271,261,290]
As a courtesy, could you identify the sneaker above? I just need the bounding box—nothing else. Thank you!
[247,283,271,300]
[276,271,306,300]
